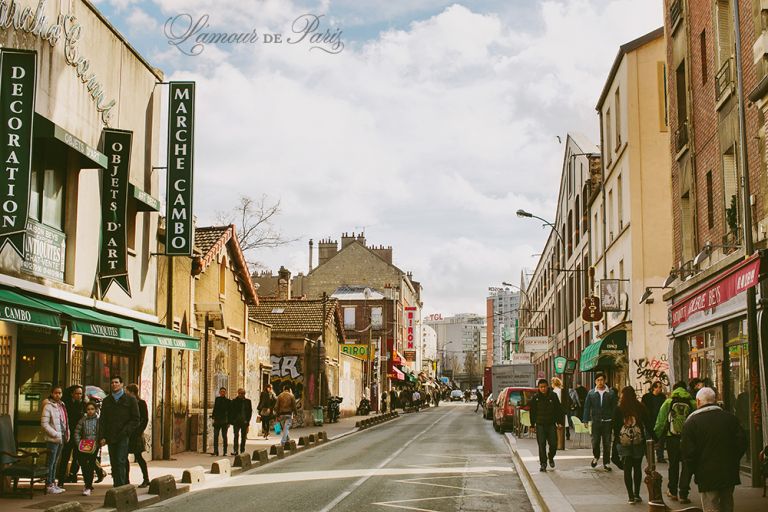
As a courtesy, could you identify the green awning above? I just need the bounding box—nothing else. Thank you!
[131,184,160,212]
[0,289,61,330]
[30,298,134,342]
[121,319,199,351]
[580,331,628,372]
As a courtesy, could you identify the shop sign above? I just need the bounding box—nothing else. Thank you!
[165,82,195,256]
[21,219,65,281]
[405,306,416,350]
[0,49,36,258]
[341,344,369,359]
[600,279,622,311]
[404,350,416,362]
[510,352,531,364]
[139,334,200,351]
[670,254,761,327]
[524,336,550,352]
[581,295,603,322]
[554,356,567,374]
[98,129,132,297]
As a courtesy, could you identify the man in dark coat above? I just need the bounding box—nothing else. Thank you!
[682,387,746,512]
[529,379,563,472]
[98,376,139,487]
[642,381,668,462]
[583,372,617,471]
[229,388,253,455]
[211,387,230,456]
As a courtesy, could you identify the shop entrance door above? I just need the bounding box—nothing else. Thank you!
[14,345,61,451]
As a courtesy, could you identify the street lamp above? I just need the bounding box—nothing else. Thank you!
[639,286,670,305]
[693,241,741,266]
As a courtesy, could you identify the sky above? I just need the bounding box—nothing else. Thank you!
[93,0,663,317]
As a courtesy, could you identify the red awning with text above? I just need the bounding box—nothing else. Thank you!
[389,366,405,381]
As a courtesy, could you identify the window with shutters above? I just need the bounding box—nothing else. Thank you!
[614,88,622,148]
[681,190,695,261]
[706,171,714,229]
[605,109,613,164]
[675,61,689,151]
[714,1,734,102]
[722,148,740,236]
[700,29,708,84]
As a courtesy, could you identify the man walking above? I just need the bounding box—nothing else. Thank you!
[530,379,563,472]
[211,387,230,456]
[654,381,696,504]
[682,387,746,512]
[642,381,667,462]
[582,372,617,471]
[274,386,296,447]
[229,388,252,456]
[475,389,484,413]
[98,376,139,487]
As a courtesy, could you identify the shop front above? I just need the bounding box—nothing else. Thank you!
[578,330,628,388]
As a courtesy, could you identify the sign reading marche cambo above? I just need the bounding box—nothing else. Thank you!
[0,49,36,258]
[166,82,195,256]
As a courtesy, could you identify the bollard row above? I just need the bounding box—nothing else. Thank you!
[355,411,400,430]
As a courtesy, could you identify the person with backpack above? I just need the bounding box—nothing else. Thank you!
[613,386,652,504]
[642,381,668,462]
[654,380,696,504]
[583,372,618,471]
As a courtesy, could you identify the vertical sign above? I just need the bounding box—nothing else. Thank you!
[0,50,37,258]
[404,307,416,350]
[166,82,195,255]
[99,129,132,297]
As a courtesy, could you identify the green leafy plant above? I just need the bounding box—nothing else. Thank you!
[725,194,739,235]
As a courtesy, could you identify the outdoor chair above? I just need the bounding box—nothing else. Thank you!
[519,409,532,438]
[0,414,48,498]
[571,416,591,448]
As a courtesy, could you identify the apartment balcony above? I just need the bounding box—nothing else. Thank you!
[669,0,682,33]
[675,121,689,152]
[715,57,734,106]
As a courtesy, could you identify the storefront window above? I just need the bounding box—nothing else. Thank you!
[29,144,66,231]
[725,318,750,467]
[84,349,133,398]
[687,327,721,392]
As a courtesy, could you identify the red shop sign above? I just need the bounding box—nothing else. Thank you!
[670,254,762,327]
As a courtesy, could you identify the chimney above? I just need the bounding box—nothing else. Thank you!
[371,245,393,264]
[341,232,356,249]
[308,239,314,272]
[277,266,292,300]
[356,232,366,247]
[317,238,338,267]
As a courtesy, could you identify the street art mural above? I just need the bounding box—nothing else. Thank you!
[271,354,305,427]
[633,354,670,389]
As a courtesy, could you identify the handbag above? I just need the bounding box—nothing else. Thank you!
[78,439,96,454]
[274,421,282,435]
[260,408,272,417]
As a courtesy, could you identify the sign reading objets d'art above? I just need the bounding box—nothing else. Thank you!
[98,129,132,297]
[165,82,195,256]
[0,49,36,258]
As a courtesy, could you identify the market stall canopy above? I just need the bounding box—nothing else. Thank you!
[579,331,627,372]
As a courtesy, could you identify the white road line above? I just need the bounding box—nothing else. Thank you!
[317,409,456,512]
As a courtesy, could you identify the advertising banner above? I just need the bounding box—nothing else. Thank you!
[166,82,195,255]
[99,129,133,297]
[0,49,36,258]
[600,279,622,311]
[22,219,65,281]
[341,344,370,360]
[524,336,550,352]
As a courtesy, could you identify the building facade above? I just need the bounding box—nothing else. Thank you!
[486,288,520,365]
[425,313,486,389]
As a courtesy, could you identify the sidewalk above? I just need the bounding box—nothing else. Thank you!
[0,414,362,512]
[507,434,766,512]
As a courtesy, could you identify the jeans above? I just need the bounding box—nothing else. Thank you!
[622,456,643,498]
[79,452,98,489]
[279,415,292,445]
[700,487,734,512]
[107,437,130,487]
[232,424,248,454]
[666,436,691,498]
[46,442,62,486]
[57,438,80,483]
[213,424,229,455]
[535,423,557,467]
[591,420,612,466]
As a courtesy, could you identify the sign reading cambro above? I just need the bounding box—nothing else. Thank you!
[166,82,195,255]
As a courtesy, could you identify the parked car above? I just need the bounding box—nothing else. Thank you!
[450,389,463,401]
[492,387,536,433]
[483,393,494,420]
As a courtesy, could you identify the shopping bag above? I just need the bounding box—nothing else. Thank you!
[274,421,282,435]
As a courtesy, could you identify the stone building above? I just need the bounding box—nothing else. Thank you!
[486,288,520,365]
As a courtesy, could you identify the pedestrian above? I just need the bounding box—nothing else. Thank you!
[211,387,230,456]
[257,384,277,439]
[551,377,571,440]
[57,384,84,488]
[575,384,588,419]
[98,376,139,488]
[229,388,253,455]
[274,386,296,446]
[412,389,421,410]
[654,380,696,504]
[682,387,746,512]
[125,384,149,487]
[41,385,68,494]
[73,401,100,496]
[568,386,581,440]
[688,378,703,396]
[613,386,651,504]
[529,378,563,472]
[475,388,484,413]
[641,381,667,462]
[582,372,617,471]
[380,391,388,413]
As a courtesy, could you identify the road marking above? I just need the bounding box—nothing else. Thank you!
[317,409,456,512]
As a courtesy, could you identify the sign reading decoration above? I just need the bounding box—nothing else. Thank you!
[166,82,195,255]
[0,49,37,258]
[99,129,133,297]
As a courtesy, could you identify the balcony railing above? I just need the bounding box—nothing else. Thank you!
[669,0,682,30]
[675,121,689,152]
[715,57,733,103]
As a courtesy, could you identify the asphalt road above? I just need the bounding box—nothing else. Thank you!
[148,402,533,512]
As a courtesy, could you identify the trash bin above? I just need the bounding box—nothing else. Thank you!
[313,406,324,426]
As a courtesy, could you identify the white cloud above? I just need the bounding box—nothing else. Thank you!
[126,8,159,34]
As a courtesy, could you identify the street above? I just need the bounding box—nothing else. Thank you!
[148,404,532,512]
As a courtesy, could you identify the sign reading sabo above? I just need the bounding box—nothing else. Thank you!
[166,82,195,256]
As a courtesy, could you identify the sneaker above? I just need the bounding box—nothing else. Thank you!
[46,485,65,495]
[539,466,547,472]
[634,496,642,503]
[679,497,691,504]
[627,497,635,504]
[666,491,678,501]
[590,458,598,468]
[603,465,612,472]
[54,484,66,493]
[82,488,91,496]
[548,458,555,468]
[138,480,150,488]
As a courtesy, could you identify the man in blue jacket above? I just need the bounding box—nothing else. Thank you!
[582,372,617,471]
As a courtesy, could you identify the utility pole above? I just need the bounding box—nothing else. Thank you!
[202,313,210,453]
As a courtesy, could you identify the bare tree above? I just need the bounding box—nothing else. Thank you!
[216,194,297,270]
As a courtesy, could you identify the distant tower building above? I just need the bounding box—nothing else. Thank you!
[487,288,520,364]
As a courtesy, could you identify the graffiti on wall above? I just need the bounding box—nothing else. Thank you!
[633,354,670,388]
[271,355,305,427]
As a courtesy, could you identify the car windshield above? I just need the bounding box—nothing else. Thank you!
[507,390,535,406]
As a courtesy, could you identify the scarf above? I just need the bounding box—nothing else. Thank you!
[112,388,125,401]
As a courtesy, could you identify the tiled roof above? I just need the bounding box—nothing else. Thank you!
[248,298,340,336]
[195,226,229,256]
[194,225,259,305]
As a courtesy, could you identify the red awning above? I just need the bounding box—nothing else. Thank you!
[392,350,404,365]
[389,366,405,381]
[670,253,762,327]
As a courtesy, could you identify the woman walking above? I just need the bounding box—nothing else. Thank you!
[74,402,100,496]
[125,384,150,487]
[613,386,651,504]
[58,385,85,487]
[257,384,277,439]
[41,386,68,495]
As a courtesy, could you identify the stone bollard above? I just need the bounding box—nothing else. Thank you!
[181,466,205,485]
[211,458,232,476]
[308,433,317,444]
[286,439,298,454]
[234,452,252,469]
[43,503,85,512]
[148,475,177,499]
[252,449,269,465]
[355,420,361,428]
[104,484,139,512]
[298,436,310,447]
[269,444,285,459]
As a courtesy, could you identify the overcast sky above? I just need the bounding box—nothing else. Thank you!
[95,0,662,317]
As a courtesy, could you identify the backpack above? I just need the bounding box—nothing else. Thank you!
[667,397,691,436]
[619,416,644,446]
